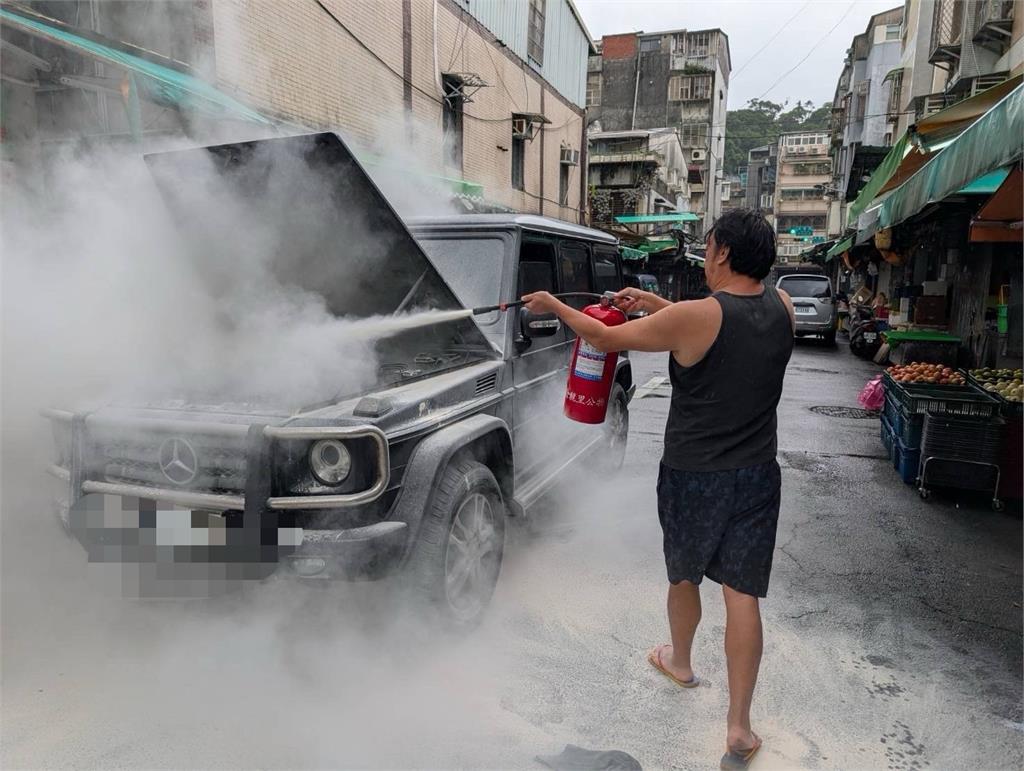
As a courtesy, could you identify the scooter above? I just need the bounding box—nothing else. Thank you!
[848,304,882,359]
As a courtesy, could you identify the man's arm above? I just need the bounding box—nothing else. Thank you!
[522,292,711,354]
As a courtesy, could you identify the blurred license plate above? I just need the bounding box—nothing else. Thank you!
[864,332,877,342]
[795,306,816,315]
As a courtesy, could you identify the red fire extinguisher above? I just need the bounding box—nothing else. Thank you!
[564,301,628,424]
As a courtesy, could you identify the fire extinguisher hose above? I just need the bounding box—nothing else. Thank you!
[471,291,615,316]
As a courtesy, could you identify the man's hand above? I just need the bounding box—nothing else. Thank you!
[521,291,562,315]
[612,287,671,315]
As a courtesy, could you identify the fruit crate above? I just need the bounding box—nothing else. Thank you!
[888,380,999,418]
[880,414,895,460]
[892,433,921,485]
[963,370,1023,419]
[892,403,923,448]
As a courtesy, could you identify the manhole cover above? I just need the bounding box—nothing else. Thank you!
[809,406,880,419]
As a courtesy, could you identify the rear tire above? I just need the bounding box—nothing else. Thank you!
[404,459,505,633]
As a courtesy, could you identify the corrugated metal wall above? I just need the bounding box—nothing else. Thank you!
[467,0,587,107]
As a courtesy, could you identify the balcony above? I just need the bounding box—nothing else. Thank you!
[914,91,961,119]
[783,144,829,158]
[589,149,663,166]
[670,54,714,73]
[974,0,1015,53]
[929,0,964,65]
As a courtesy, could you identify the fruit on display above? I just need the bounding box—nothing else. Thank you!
[887,363,966,385]
[969,367,1023,384]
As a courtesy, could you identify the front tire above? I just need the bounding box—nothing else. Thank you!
[405,459,505,632]
[596,382,629,473]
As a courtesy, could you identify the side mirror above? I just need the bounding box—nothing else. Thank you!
[519,308,561,339]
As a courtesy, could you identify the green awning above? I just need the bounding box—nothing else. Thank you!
[847,134,911,222]
[882,67,903,83]
[824,236,854,261]
[614,213,699,224]
[357,151,484,198]
[957,166,1012,194]
[620,246,647,261]
[0,7,273,125]
[879,84,1023,230]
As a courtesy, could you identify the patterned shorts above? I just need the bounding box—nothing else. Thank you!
[656,459,781,598]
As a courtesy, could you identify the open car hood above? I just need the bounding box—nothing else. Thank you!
[143,132,488,349]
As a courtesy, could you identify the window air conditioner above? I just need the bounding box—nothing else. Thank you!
[691,149,706,161]
[560,147,580,165]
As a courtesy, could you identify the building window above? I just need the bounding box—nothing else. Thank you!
[885,24,901,40]
[512,134,525,191]
[669,74,711,101]
[441,74,464,171]
[559,164,570,206]
[679,122,708,147]
[586,72,602,107]
[687,31,710,57]
[639,37,660,53]
[527,0,546,66]
[780,188,822,201]
[887,70,904,117]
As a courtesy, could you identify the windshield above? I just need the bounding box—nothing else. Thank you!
[417,235,509,349]
[779,276,831,299]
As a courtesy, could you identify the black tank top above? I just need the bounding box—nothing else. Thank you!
[662,287,793,472]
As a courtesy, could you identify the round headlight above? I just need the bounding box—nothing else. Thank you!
[309,439,352,485]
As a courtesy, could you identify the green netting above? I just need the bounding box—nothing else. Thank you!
[1,8,273,125]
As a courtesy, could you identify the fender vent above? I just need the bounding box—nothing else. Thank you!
[474,373,497,395]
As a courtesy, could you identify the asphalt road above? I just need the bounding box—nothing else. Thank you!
[2,343,1022,770]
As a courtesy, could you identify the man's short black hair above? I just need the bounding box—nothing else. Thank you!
[706,208,776,281]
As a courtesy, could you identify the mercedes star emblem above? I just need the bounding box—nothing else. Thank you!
[158,437,199,486]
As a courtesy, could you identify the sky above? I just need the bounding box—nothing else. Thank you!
[574,0,904,110]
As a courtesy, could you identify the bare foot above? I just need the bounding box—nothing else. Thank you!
[653,643,695,684]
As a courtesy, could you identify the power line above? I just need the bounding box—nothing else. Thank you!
[755,0,860,101]
[732,0,812,80]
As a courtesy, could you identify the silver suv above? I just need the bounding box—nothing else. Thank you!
[776,273,837,346]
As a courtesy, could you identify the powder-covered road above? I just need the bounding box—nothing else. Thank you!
[2,345,1021,769]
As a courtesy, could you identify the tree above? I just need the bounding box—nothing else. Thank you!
[723,99,833,174]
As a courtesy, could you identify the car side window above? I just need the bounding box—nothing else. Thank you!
[518,239,557,295]
[558,240,593,310]
[592,245,621,295]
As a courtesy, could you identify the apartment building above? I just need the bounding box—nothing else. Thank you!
[1,0,594,220]
[744,143,777,218]
[890,0,1022,137]
[586,27,731,232]
[774,130,832,262]
[587,127,690,225]
[829,6,904,232]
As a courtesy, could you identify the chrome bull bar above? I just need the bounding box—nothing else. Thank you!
[44,414,390,511]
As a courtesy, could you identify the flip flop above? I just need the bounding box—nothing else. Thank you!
[647,644,700,689]
[719,733,762,770]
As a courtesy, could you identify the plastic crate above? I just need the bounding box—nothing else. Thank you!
[963,371,1023,418]
[889,380,999,418]
[921,457,999,492]
[882,392,900,427]
[880,415,895,460]
[892,434,921,484]
[892,404,923,448]
[921,413,1005,464]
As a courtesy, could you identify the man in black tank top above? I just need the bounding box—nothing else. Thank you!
[523,209,795,769]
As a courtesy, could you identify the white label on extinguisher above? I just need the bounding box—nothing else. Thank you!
[574,341,607,381]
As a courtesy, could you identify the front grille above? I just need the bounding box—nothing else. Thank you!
[90,430,249,494]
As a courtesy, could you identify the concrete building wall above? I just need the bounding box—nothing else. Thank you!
[210,0,587,220]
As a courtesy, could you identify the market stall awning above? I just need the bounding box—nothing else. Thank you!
[957,166,1011,194]
[847,74,1023,221]
[878,84,1023,230]
[620,246,648,261]
[614,213,699,224]
[0,7,273,125]
[824,235,854,261]
[970,164,1023,242]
